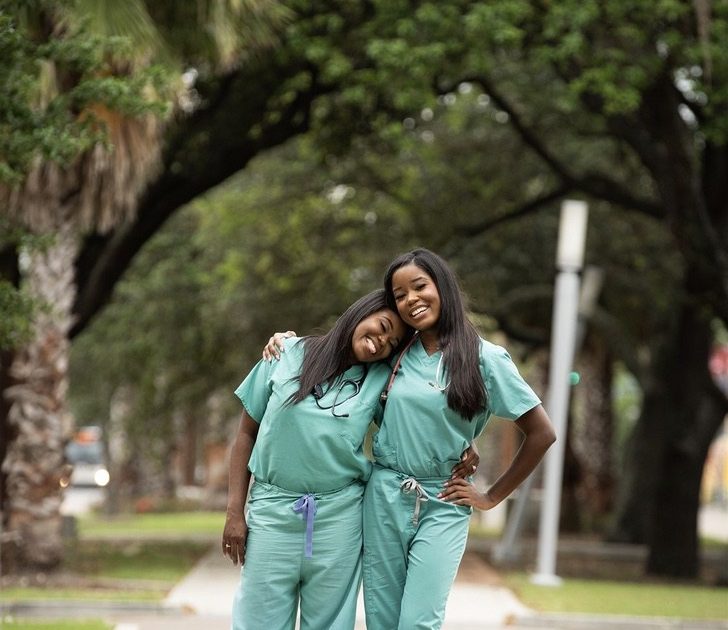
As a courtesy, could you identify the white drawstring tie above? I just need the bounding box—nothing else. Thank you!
[400,477,429,526]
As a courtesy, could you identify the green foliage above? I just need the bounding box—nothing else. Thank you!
[69,135,415,449]
[143,0,291,68]
[70,209,216,457]
[0,280,34,349]
[0,0,169,184]
[0,4,93,182]
[273,0,727,156]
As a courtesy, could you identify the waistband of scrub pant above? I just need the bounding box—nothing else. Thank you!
[250,479,364,557]
[371,464,459,526]
[371,463,453,485]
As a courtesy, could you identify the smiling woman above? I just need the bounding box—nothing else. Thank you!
[221,289,407,630]
[361,248,556,630]
[351,310,403,362]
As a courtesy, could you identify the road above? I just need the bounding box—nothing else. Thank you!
[61,486,105,516]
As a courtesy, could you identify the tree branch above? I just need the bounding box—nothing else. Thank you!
[455,185,569,236]
[443,74,663,218]
[72,58,327,337]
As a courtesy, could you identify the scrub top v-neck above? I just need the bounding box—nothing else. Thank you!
[235,337,390,493]
[371,336,541,478]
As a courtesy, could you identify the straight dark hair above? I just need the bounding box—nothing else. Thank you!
[384,248,486,419]
[288,289,397,405]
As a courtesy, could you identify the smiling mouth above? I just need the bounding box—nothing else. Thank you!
[410,306,428,318]
[365,336,379,354]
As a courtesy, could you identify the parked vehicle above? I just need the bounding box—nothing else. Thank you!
[65,426,110,488]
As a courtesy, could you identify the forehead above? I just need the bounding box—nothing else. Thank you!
[392,263,432,285]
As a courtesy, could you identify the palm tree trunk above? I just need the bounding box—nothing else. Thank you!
[1,222,77,570]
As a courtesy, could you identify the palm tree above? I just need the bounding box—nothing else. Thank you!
[0,0,285,569]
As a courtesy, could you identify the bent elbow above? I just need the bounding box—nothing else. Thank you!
[543,427,557,450]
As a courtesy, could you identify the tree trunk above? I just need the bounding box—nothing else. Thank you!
[182,411,198,487]
[566,341,615,532]
[1,223,78,570]
[645,291,728,577]
[0,246,21,524]
[608,375,669,544]
[610,269,728,576]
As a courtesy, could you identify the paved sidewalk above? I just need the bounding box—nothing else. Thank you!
[108,546,728,630]
[107,546,531,629]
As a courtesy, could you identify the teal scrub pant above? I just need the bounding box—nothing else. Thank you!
[232,480,365,630]
[362,465,471,630]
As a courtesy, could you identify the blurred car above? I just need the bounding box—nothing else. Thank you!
[65,426,110,488]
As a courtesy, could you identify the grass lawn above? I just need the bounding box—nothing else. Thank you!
[504,573,728,620]
[1,620,111,630]
[1,539,210,604]
[78,511,223,538]
[64,539,211,581]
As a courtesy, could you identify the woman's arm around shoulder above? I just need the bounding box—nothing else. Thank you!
[262,331,297,361]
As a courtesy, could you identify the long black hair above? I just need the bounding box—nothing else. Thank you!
[288,289,402,405]
[384,248,486,419]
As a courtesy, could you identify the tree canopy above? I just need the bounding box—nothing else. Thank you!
[2,0,726,578]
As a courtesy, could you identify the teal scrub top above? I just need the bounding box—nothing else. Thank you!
[234,337,390,493]
[372,337,541,478]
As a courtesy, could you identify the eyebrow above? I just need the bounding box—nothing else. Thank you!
[393,275,428,291]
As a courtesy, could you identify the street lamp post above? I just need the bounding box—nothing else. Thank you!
[532,199,589,586]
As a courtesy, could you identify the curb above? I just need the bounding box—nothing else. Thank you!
[1,600,187,617]
[512,613,728,629]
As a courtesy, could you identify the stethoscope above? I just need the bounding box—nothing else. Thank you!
[379,333,450,409]
[312,364,369,418]
[428,352,451,391]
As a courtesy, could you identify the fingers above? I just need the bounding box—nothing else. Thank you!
[450,465,467,479]
[266,336,281,361]
[450,462,478,479]
[438,478,474,503]
[263,338,282,361]
[222,537,246,565]
[233,542,245,566]
[262,331,297,361]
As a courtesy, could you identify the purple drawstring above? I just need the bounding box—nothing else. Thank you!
[292,493,317,558]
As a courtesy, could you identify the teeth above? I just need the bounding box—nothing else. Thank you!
[366,337,377,354]
[410,306,427,317]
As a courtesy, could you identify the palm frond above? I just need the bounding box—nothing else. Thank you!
[205,0,292,68]
[75,0,164,64]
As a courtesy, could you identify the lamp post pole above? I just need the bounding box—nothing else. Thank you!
[532,199,589,586]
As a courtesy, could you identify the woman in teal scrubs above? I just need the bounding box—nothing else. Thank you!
[363,248,556,629]
[222,289,407,630]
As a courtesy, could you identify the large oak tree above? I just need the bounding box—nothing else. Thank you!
[2,0,726,577]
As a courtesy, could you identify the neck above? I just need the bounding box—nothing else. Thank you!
[419,330,440,355]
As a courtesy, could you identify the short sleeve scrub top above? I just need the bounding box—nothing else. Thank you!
[232,338,390,630]
[362,337,541,630]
